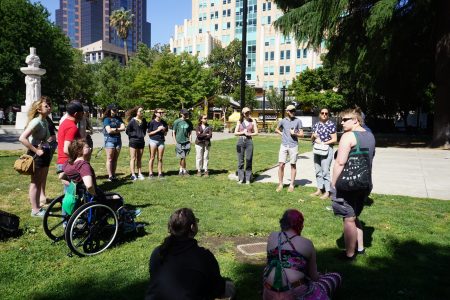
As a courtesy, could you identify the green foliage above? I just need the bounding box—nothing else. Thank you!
[62,49,96,103]
[266,88,283,115]
[290,68,345,112]
[0,0,74,106]
[207,39,242,95]
[92,58,124,108]
[110,8,134,65]
[133,52,218,109]
[208,119,225,131]
[232,85,257,109]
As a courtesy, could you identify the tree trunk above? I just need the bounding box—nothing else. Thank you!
[123,39,129,65]
[433,0,450,147]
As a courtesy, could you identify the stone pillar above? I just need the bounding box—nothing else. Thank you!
[16,47,46,129]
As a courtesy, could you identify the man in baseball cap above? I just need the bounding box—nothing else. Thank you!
[275,104,304,192]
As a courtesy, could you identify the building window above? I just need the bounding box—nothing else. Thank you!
[227,9,231,16]
[296,65,301,74]
[263,3,266,11]
[280,50,285,60]
[268,2,272,10]
[265,52,268,61]
[215,24,218,31]
[279,66,284,75]
[223,10,226,17]
[227,22,231,29]
[199,28,202,33]
[297,49,301,59]
[303,49,308,58]
[286,66,291,74]
[269,66,274,75]
[270,51,274,61]
[268,16,271,24]
[286,50,291,60]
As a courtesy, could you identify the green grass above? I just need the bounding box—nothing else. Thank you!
[0,136,449,299]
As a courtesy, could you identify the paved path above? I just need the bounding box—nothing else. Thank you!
[2,126,449,200]
[255,148,450,200]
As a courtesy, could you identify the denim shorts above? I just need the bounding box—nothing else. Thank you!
[149,139,165,149]
[104,137,122,149]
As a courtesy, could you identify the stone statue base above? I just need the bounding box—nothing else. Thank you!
[15,106,30,130]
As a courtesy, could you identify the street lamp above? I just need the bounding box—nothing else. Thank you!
[281,79,287,118]
[262,88,266,132]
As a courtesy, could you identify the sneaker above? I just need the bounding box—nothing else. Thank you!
[137,174,145,180]
[158,174,165,180]
[357,248,366,255]
[183,170,190,176]
[132,209,142,218]
[338,251,357,262]
[197,171,202,177]
[130,175,137,181]
[179,171,184,176]
[31,208,46,218]
[108,176,114,182]
[245,181,251,185]
[148,174,154,180]
[237,180,243,184]
[204,171,209,177]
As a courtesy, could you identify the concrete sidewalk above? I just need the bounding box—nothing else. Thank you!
[255,148,450,200]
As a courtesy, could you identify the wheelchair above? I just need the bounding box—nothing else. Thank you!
[43,185,141,257]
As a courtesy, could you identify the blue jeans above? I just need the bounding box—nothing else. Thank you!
[313,147,334,192]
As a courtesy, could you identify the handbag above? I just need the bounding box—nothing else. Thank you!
[0,210,20,240]
[13,154,35,175]
[313,143,330,156]
[62,181,78,215]
[335,132,372,191]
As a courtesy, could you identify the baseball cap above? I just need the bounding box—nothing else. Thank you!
[180,108,189,115]
[242,107,251,114]
[286,105,296,111]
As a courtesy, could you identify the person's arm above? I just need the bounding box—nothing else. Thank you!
[325,132,338,145]
[249,120,259,136]
[58,171,70,186]
[117,121,126,132]
[204,250,226,298]
[274,122,283,136]
[81,175,96,196]
[306,240,320,281]
[19,127,44,156]
[172,121,177,143]
[331,132,355,188]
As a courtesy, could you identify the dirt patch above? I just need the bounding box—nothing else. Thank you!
[198,235,267,264]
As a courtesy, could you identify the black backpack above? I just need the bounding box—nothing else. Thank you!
[0,210,20,240]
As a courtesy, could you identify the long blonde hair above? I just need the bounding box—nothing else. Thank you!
[26,98,47,127]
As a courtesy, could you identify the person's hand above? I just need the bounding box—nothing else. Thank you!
[157,125,164,131]
[36,149,44,156]
[314,137,322,144]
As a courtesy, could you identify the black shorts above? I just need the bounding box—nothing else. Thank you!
[331,188,370,218]
[27,148,52,168]
[129,141,145,149]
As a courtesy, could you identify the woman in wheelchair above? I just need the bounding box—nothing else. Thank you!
[59,139,121,210]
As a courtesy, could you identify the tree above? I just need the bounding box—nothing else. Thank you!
[274,0,449,146]
[63,49,95,103]
[0,0,74,106]
[266,88,283,115]
[92,58,123,108]
[232,85,257,109]
[213,95,231,128]
[110,8,134,65]
[133,52,218,109]
[207,39,242,95]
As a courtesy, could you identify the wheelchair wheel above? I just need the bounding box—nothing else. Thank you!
[65,202,118,257]
[43,195,70,242]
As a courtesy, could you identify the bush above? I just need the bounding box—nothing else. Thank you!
[209,119,224,132]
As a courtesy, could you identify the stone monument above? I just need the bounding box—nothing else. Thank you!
[15,47,46,129]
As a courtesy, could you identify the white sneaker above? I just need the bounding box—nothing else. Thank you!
[31,208,46,217]
[137,174,145,180]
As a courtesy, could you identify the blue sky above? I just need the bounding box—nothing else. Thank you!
[31,0,192,46]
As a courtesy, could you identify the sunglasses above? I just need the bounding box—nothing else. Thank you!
[341,117,353,122]
[288,109,295,112]
[156,111,164,113]
[320,112,328,115]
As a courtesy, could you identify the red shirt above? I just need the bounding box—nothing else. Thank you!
[57,118,80,164]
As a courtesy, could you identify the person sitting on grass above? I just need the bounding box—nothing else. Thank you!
[263,209,341,300]
[146,208,235,300]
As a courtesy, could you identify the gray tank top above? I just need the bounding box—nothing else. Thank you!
[354,131,376,166]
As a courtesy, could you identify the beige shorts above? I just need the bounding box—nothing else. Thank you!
[278,144,298,164]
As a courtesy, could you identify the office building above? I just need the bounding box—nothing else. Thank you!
[170,0,325,89]
[56,0,151,62]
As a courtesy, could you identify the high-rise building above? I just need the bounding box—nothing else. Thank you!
[170,0,325,89]
[56,0,151,61]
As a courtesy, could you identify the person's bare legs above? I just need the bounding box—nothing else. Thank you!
[129,147,137,176]
[157,146,165,175]
[112,148,120,176]
[288,164,296,192]
[149,145,157,176]
[30,168,45,212]
[136,148,144,175]
[39,167,49,205]
[355,218,364,251]
[105,148,115,178]
[277,162,285,192]
[343,216,357,257]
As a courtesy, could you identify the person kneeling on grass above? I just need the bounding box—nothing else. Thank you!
[263,209,341,300]
[146,208,235,300]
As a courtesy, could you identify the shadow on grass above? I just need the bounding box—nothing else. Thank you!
[335,221,375,249]
[30,239,450,300]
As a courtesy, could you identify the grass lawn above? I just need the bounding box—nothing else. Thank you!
[0,136,449,300]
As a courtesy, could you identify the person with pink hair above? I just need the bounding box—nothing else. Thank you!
[263,209,341,299]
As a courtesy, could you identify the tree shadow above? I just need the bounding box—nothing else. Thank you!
[335,221,375,249]
[97,177,133,190]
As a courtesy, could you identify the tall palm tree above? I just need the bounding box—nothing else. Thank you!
[110,8,134,65]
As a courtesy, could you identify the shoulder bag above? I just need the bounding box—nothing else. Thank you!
[62,181,78,215]
[14,154,35,175]
[335,132,372,191]
[313,143,330,156]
